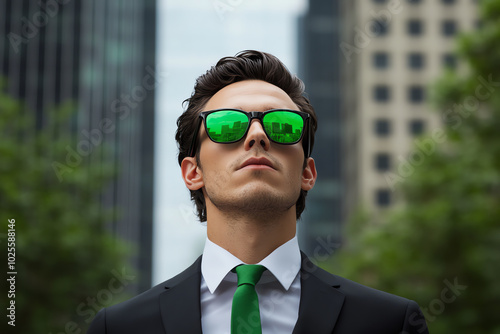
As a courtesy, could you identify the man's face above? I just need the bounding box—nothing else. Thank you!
[182,80,316,218]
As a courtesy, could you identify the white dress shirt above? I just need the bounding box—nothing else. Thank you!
[200,236,302,334]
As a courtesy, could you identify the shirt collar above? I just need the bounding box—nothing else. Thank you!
[201,235,301,294]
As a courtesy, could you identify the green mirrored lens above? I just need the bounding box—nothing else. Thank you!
[263,111,304,143]
[205,110,248,143]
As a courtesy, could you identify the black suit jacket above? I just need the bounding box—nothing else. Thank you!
[87,253,429,333]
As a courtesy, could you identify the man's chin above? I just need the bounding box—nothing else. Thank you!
[231,188,296,214]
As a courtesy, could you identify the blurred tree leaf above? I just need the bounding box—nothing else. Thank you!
[0,88,131,333]
[328,0,500,333]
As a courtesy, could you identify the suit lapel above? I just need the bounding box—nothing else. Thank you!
[292,253,345,334]
[159,256,203,333]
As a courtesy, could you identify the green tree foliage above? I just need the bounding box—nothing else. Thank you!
[0,89,130,333]
[330,1,500,333]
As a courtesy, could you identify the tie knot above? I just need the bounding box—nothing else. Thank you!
[235,264,266,287]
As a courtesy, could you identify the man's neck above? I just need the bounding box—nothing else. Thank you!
[206,207,297,264]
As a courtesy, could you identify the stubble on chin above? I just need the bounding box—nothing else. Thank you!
[206,181,298,222]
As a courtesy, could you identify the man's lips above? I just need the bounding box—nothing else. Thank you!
[239,157,275,170]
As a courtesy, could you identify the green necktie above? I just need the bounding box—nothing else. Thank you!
[231,264,267,334]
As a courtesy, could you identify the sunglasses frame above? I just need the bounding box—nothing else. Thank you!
[188,108,311,158]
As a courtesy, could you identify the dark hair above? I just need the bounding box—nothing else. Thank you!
[175,50,317,222]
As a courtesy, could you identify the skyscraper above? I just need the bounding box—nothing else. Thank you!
[298,0,343,254]
[1,0,156,293]
[341,0,478,221]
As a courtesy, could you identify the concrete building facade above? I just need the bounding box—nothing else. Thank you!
[341,0,478,220]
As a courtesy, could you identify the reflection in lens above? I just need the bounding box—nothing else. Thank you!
[263,111,303,143]
[206,110,248,143]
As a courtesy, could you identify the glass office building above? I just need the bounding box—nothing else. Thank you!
[1,0,156,293]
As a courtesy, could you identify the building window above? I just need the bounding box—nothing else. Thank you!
[374,119,391,136]
[370,20,389,37]
[442,20,457,37]
[376,189,391,207]
[374,85,390,102]
[373,52,389,69]
[408,53,424,69]
[443,53,457,68]
[408,85,425,103]
[375,153,391,172]
[407,19,423,36]
[409,119,425,135]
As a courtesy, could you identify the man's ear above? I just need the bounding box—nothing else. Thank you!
[181,157,204,190]
[301,157,317,191]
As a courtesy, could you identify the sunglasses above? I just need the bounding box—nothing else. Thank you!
[188,108,311,157]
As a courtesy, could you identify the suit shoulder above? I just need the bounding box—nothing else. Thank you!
[88,256,202,333]
[108,256,201,315]
[306,265,428,333]
[302,257,412,310]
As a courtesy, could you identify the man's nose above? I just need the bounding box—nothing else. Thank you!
[243,119,270,152]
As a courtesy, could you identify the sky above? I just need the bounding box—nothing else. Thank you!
[152,0,308,284]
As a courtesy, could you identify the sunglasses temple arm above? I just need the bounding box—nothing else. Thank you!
[305,118,311,158]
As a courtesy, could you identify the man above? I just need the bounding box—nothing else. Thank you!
[88,50,429,333]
